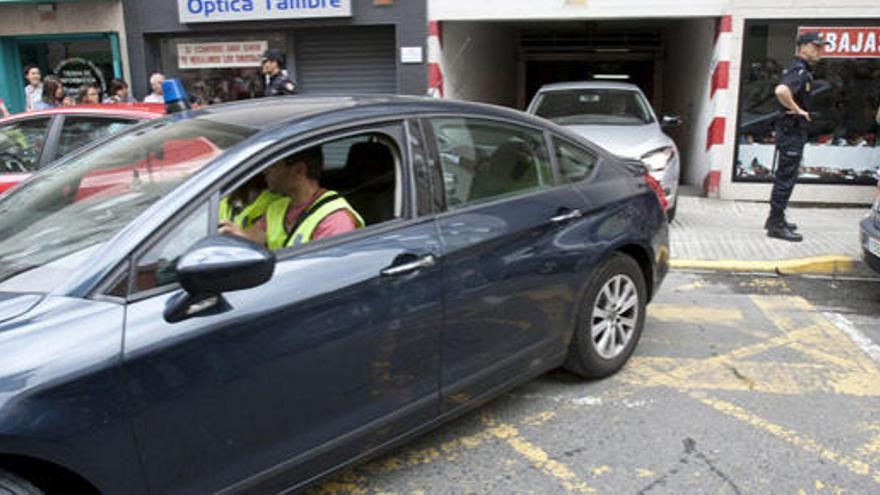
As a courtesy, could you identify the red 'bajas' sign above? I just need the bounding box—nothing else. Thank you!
[798,27,880,58]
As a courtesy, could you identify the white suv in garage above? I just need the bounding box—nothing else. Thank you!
[528,81,681,220]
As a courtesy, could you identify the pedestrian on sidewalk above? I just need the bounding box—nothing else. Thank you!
[765,32,830,243]
[260,49,296,97]
[23,66,42,112]
[143,73,165,103]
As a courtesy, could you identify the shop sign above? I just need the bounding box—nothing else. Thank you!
[178,41,268,69]
[54,58,107,94]
[798,26,880,58]
[179,0,351,23]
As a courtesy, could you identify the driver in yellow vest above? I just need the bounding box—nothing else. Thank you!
[218,175,284,229]
[219,146,363,250]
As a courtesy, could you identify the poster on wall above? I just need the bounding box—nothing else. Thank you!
[54,58,107,95]
[798,26,880,59]
[178,41,269,69]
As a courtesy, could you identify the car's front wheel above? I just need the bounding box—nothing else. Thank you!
[565,253,647,379]
[0,470,43,495]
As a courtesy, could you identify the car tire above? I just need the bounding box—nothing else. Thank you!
[0,470,43,495]
[565,253,647,379]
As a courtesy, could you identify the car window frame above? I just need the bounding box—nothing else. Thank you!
[51,114,140,164]
[0,115,57,172]
[550,134,603,186]
[421,114,560,215]
[107,117,420,301]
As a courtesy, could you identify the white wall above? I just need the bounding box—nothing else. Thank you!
[0,0,131,85]
[663,19,718,187]
[431,0,880,21]
[441,22,518,107]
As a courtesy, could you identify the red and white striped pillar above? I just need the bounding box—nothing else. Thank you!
[427,21,444,98]
[704,15,733,197]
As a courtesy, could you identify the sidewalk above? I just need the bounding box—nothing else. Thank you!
[670,194,873,276]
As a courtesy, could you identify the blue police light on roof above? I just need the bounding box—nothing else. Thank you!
[162,79,192,114]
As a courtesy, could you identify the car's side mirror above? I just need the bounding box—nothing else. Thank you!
[661,115,683,128]
[164,235,275,323]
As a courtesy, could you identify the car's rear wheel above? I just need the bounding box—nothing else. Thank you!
[565,253,647,379]
[0,470,42,495]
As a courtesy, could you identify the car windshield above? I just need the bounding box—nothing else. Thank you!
[533,89,654,126]
[0,116,256,290]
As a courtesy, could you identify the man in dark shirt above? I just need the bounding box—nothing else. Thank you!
[765,32,829,242]
[261,49,296,97]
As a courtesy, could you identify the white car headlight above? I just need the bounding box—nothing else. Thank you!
[641,146,675,172]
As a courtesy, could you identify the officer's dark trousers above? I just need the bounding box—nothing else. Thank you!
[770,124,807,213]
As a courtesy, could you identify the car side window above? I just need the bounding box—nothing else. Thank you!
[134,202,210,293]
[554,138,598,184]
[0,118,50,173]
[56,117,137,159]
[430,118,553,209]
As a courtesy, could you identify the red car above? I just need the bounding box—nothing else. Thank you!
[0,104,164,193]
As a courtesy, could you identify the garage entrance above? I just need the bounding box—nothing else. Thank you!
[439,18,717,187]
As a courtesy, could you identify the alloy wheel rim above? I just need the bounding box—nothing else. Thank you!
[590,274,639,360]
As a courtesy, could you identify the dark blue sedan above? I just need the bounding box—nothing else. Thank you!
[0,96,668,494]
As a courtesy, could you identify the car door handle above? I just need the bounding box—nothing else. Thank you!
[381,254,437,277]
[550,209,583,224]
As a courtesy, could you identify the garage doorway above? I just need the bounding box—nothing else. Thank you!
[524,56,657,109]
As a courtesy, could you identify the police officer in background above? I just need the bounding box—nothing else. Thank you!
[764,32,830,242]
[261,49,296,97]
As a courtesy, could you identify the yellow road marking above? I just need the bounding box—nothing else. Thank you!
[648,304,744,327]
[692,393,880,482]
[482,413,595,494]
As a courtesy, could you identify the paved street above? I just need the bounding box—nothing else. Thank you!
[310,271,880,495]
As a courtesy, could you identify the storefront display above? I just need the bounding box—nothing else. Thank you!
[158,33,287,104]
[735,20,880,185]
[18,36,120,102]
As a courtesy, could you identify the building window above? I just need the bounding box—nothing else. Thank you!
[158,33,289,105]
[735,21,880,185]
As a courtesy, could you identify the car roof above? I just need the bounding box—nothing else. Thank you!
[536,81,643,92]
[0,103,165,123]
[167,95,554,132]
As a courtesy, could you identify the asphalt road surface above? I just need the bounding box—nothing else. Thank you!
[309,270,880,495]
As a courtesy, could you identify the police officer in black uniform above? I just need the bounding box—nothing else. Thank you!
[764,32,829,242]
[261,48,296,97]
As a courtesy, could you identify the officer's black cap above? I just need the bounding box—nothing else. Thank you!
[262,49,284,63]
[796,32,831,47]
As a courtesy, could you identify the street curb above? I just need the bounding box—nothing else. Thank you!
[670,255,859,276]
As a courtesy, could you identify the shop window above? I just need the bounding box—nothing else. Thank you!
[735,21,880,185]
[19,37,117,101]
[159,34,289,105]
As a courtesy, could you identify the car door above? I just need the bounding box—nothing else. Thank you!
[120,121,444,494]
[425,116,588,410]
[0,116,52,192]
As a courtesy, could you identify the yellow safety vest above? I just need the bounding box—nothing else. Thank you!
[218,190,284,229]
[264,190,364,251]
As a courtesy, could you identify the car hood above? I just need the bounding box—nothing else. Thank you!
[563,123,673,159]
[0,292,43,324]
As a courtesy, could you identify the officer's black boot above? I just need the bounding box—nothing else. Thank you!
[766,208,803,242]
[766,215,798,230]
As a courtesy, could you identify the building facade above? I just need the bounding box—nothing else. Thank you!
[122,0,427,104]
[0,0,131,113]
[428,0,880,204]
